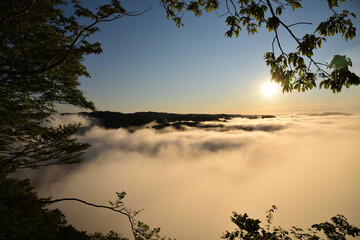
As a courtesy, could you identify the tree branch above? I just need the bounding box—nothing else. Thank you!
[0,0,36,25]
[287,22,312,27]
[0,4,152,77]
[0,196,138,240]
[18,17,29,71]
[274,29,284,55]
[265,0,330,77]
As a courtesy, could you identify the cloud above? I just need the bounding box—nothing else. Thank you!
[187,122,287,132]
[21,113,360,240]
[45,113,92,127]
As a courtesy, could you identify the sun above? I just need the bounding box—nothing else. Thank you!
[261,81,278,97]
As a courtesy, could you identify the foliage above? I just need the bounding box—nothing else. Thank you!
[1,1,359,240]
[133,221,173,240]
[0,177,66,240]
[0,177,174,240]
[0,1,172,239]
[160,0,360,93]
[0,0,151,176]
[89,231,129,240]
[222,205,360,240]
[2,178,359,240]
[107,192,174,240]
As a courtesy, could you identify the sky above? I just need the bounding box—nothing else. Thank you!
[56,0,360,115]
[24,113,360,240]
[5,1,360,239]
[21,2,360,239]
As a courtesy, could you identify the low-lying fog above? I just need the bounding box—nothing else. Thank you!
[22,113,360,240]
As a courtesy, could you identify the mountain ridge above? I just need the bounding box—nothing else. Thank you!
[75,111,276,130]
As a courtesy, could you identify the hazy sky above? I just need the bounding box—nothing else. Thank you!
[57,0,360,115]
[26,113,360,240]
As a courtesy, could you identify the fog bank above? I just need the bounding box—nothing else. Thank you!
[25,113,360,240]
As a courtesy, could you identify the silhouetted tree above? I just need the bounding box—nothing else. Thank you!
[1,1,358,175]
[0,177,173,240]
[0,177,66,240]
[89,231,128,240]
[1,1,359,240]
[161,0,360,93]
[0,1,172,239]
[0,177,130,240]
[222,205,360,240]
[0,0,151,176]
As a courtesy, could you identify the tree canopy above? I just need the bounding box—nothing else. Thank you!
[0,0,175,238]
[0,1,173,237]
[161,0,360,93]
[222,205,360,240]
[1,0,359,176]
[0,0,149,175]
[1,0,360,240]
[0,177,131,240]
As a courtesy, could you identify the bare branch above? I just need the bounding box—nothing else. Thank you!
[229,0,239,17]
[215,9,230,18]
[272,36,276,54]
[287,22,312,27]
[274,30,284,55]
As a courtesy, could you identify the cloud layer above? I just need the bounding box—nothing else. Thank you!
[24,113,360,240]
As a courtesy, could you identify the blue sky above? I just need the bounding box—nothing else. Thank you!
[59,0,360,114]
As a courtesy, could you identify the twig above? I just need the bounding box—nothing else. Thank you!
[287,22,312,27]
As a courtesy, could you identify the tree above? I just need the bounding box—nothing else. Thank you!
[1,0,359,239]
[0,0,150,176]
[160,0,360,93]
[0,177,174,240]
[0,177,131,240]
[1,1,358,176]
[0,177,67,240]
[0,1,173,239]
[222,205,360,240]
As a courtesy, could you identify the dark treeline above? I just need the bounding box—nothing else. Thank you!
[77,111,275,130]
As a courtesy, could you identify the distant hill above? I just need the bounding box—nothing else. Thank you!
[77,111,275,130]
[309,112,353,116]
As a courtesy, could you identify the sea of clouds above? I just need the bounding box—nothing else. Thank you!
[22,113,360,240]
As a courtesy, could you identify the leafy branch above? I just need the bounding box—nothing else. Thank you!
[161,0,360,93]
[0,0,151,78]
[0,191,173,240]
[0,0,151,178]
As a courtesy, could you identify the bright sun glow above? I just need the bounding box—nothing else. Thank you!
[261,81,278,97]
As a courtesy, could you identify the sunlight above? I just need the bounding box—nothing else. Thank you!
[261,81,279,97]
